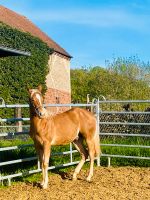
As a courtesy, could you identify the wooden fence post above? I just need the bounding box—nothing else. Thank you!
[15,107,22,132]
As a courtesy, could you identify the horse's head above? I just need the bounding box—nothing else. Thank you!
[28,85,47,118]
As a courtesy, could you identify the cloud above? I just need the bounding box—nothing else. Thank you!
[3,2,150,33]
[25,7,150,32]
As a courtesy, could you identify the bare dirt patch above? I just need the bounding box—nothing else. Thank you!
[0,167,149,200]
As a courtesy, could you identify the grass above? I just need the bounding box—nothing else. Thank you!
[0,135,150,187]
[100,136,150,167]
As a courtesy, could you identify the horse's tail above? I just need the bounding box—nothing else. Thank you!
[94,132,101,158]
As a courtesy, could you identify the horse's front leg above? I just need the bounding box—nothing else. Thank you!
[41,141,51,189]
[33,141,45,186]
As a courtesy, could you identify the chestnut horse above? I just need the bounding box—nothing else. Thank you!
[28,85,100,189]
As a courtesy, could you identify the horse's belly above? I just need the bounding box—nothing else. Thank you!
[51,133,77,146]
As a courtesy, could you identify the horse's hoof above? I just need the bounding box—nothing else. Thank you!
[42,184,48,189]
[40,182,44,186]
[72,173,77,181]
[86,177,92,182]
[72,177,77,181]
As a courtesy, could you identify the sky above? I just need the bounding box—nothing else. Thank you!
[1,0,150,68]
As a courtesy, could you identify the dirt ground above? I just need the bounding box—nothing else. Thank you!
[0,167,150,200]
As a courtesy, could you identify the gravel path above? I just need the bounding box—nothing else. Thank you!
[0,167,149,200]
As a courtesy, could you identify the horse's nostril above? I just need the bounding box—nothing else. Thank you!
[39,112,42,117]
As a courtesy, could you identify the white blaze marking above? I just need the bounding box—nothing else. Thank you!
[35,93,42,105]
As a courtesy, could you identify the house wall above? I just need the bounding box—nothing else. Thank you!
[44,52,71,113]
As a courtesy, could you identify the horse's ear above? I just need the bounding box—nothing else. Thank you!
[26,85,32,94]
[38,85,42,92]
[28,89,33,95]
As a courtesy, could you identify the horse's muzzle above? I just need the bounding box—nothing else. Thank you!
[36,107,48,119]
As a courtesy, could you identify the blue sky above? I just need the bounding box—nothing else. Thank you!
[1,0,150,68]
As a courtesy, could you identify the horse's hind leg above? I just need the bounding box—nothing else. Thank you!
[73,137,88,180]
[86,138,95,182]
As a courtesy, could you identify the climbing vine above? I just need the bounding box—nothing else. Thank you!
[0,22,53,118]
[0,22,53,104]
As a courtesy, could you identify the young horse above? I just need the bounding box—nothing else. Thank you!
[28,85,100,189]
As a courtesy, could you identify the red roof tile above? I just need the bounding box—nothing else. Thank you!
[0,5,71,58]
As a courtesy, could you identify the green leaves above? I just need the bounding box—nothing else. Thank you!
[107,56,150,82]
[0,22,51,118]
[0,22,51,106]
[71,66,150,103]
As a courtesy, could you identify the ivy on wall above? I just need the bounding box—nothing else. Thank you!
[0,22,53,105]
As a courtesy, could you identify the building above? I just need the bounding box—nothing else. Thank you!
[0,5,72,109]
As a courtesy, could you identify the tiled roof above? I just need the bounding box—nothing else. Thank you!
[0,5,71,58]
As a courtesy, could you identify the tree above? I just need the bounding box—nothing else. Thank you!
[106,56,150,86]
[71,66,150,102]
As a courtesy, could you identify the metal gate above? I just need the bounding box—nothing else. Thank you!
[98,100,150,166]
[0,100,150,185]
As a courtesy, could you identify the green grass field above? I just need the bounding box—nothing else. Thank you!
[0,136,150,177]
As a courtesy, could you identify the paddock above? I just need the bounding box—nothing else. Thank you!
[0,100,150,199]
[0,167,149,200]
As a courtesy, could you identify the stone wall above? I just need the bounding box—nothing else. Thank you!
[44,52,71,113]
[46,52,71,93]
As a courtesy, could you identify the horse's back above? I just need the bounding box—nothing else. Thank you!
[71,108,96,138]
[53,107,96,138]
[63,107,96,124]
